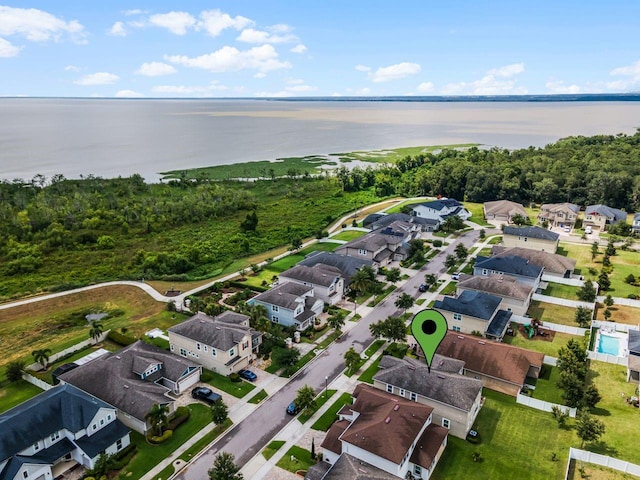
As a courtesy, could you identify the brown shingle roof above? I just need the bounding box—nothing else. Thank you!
[409,424,448,469]
[343,384,433,464]
[491,246,576,275]
[436,332,543,387]
[315,453,398,480]
[321,419,350,454]
[483,200,527,218]
[457,273,534,301]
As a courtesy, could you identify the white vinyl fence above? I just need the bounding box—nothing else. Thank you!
[592,320,638,333]
[565,448,640,479]
[516,393,577,417]
[22,373,53,391]
[587,351,628,366]
[26,331,110,372]
[542,275,585,287]
[510,315,587,336]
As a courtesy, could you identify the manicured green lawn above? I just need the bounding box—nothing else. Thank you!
[384,199,423,214]
[203,370,255,398]
[298,389,336,423]
[527,301,578,327]
[330,230,366,241]
[248,389,268,404]
[0,380,43,413]
[275,446,316,473]
[440,281,457,295]
[432,389,573,480]
[262,440,286,460]
[345,339,384,377]
[532,365,565,404]
[178,418,232,462]
[543,283,581,300]
[503,329,580,358]
[488,235,503,244]
[117,404,213,480]
[464,202,494,227]
[358,357,381,384]
[311,392,353,431]
[267,243,341,273]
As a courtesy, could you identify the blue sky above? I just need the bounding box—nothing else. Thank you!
[1,1,640,97]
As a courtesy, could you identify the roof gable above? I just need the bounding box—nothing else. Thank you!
[169,312,252,350]
[279,263,342,287]
[491,246,576,275]
[503,225,559,241]
[434,290,501,320]
[252,282,313,309]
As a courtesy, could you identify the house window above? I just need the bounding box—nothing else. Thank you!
[100,418,105,426]
[243,341,249,350]
[272,305,279,312]
[329,284,334,292]
[452,326,461,332]
[116,439,123,450]
[107,414,112,421]
[229,348,235,357]
[453,313,462,321]
[272,316,279,323]
[386,384,393,393]
[33,442,40,451]
[170,344,174,352]
[93,424,97,430]
[204,345,208,352]
[399,388,405,397]
[482,269,488,275]
[23,471,28,479]
[410,392,418,402]
[196,343,201,350]
[524,237,528,242]
[414,465,422,476]
[211,348,217,357]
[358,249,367,256]
[442,418,451,429]
[50,431,60,442]
[180,348,187,357]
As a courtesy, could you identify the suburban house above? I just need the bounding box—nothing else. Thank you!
[168,311,262,376]
[363,212,441,232]
[583,204,627,231]
[433,290,512,340]
[483,200,528,223]
[456,274,534,316]
[436,332,544,396]
[278,263,344,305]
[632,213,640,234]
[474,255,544,291]
[318,384,448,480]
[502,226,559,253]
[538,202,580,228]
[59,341,201,434]
[410,198,471,224]
[373,355,483,439]
[249,282,324,331]
[627,329,640,382]
[335,221,419,267]
[0,384,131,480]
[491,246,576,279]
[306,453,399,480]
[298,251,373,289]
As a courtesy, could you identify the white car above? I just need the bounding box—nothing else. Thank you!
[585,226,592,234]
[563,226,571,233]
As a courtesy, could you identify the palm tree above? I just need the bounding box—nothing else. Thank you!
[249,305,270,332]
[350,269,374,296]
[145,403,169,436]
[32,348,52,370]
[89,321,104,343]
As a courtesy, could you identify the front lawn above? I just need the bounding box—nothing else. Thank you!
[358,357,381,384]
[527,301,579,327]
[275,446,316,474]
[440,281,458,295]
[263,440,286,460]
[0,380,43,413]
[503,329,580,358]
[298,389,336,423]
[248,389,268,404]
[311,392,353,431]
[202,370,255,398]
[345,339,384,377]
[330,230,366,241]
[464,202,494,227]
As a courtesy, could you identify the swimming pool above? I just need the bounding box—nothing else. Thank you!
[597,334,620,356]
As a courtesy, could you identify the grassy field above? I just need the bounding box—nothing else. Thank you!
[567,460,638,480]
[464,202,495,227]
[543,283,581,300]
[0,380,43,413]
[0,285,181,382]
[503,329,580,358]
[594,303,640,325]
[329,230,366,241]
[333,144,477,164]
[262,440,286,460]
[527,301,578,327]
[384,198,425,214]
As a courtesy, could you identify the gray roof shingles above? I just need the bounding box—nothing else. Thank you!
[457,273,534,300]
[434,290,501,320]
[169,312,254,351]
[299,251,373,284]
[252,282,313,310]
[585,204,627,223]
[475,255,543,278]
[279,263,342,287]
[503,225,559,241]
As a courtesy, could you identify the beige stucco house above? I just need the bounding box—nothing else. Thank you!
[278,263,344,305]
[584,204,627,231]
[456,274,534,316]
[538,202,580,228]
[502,226,559,253]
[483,200,528,223]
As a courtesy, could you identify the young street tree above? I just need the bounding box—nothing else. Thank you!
[295,385,317,416]
[575,410,606,447]
[454,243,468,261]
[208,452,243,480]
[445,254,457,269]
[395,293,415,313]
[384,267,402,284]
[211,400,229,426]
[344,347,361,376]
[369,316,406,343]
[32,348,52,370]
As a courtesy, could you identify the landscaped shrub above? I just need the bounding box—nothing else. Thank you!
[228,372,241,382]
[433,239,443,248]
[149,430,173,444]
[110,444,137,470]
[107,330,136,346]
[382,343,409,359]
[168,408,190,430]
[200,370,213,382]
[628,294,638,300]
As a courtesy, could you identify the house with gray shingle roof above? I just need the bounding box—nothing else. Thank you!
[632,213,640,234]
[298,251,373,288]
[474,255,544,290]
[168,311,262,376]
[584,204,627,231]
[365,212,440,232]
[456,273,534,316]
[492,246,576,279]
[627,329,640,382]
[279,263,344,305]
[538,202,580,228]
[59,341,201,434]
[373,356,482,439]
[503,225,560,253]
[410,198,471,224]
[249,282,323,330]
[0,384,130,480]
[434,290,512,340]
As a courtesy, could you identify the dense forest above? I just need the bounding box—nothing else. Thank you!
[1,131,639,300]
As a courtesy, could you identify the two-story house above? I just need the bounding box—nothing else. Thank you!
[0,384,131,480]
[627,329,640,382]
[168,311,262,376]
[335,221,419,267]
[410,198,471,224]
[249,282,324,330]
[317,384,448,480]
[60,341,201,434]
[538,202,580,229]
[456,274,534,316]
[492,246,576,279]
[364,212,440,232]
[373,355,482,439]
[632,213,640,235]
[436,332,544,396]
[483,200,528,224]
[502,226,559,253]
[584,204,627,231]
[278,264,344,305]
[433,291,512,340]
[474,255,544,291]
[298,251,374,290]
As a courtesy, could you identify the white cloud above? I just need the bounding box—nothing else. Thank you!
[115,89,144,98]
[608,60,640,91]
[369,62,421,83]
[253,72,267,79]
[355,64,371,72]
[287,78,304,85]
[0,6,86,44]
[165,44,291,73]
[546,81,581,94]
[610,60,640,77]
[74,72,119,86]
[198,9,253,37]
[0,37,20,57]
[152,82,228,95]
[109,21,126,37]
[135,61,177,76]
[488,63,525,78]
[237,25,296,44]
[254,83,317,97]
[64,64,81,72]
[148,11,196,35]
[355,87,372,95]
[291,44,307,54]
[123,9,145,16]
[416,81,435,93]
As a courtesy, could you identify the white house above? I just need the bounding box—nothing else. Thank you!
[0,384,131,480]
[278,263,344,305]
[249,282,324,330]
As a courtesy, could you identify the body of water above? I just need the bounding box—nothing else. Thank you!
[1,98,640,182]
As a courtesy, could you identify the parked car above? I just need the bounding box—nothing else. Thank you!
[418,283,428,292]
[286,401,300,415]
[191,386,221,404]
[563,226,571,233]
[451,272,460,280]
[585,226,592,234]
[238,369,258,382]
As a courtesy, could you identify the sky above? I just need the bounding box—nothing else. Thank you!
[1,1,640,97]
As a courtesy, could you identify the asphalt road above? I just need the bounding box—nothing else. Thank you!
[176,229,482,479]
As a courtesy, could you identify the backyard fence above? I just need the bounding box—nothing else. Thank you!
[510,315,587,336]
[586,351,628,366]
[22,373,53,391]
[516,393,577,417]
[26,330,110,372]
[565,448,640,479]
[542,275,584,287]
[592,320,638,333]
[543,355,558,366]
